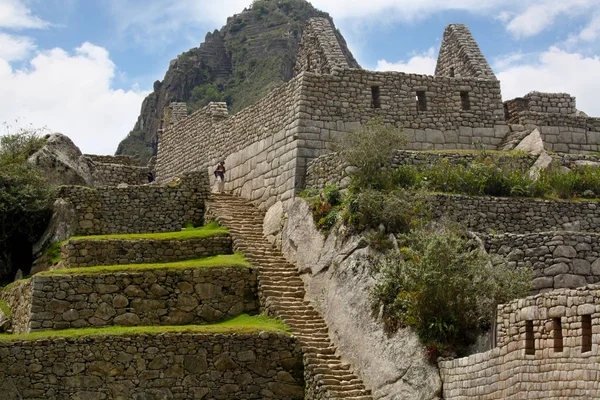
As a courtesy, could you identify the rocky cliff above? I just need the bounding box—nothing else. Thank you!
[116,0,359,163]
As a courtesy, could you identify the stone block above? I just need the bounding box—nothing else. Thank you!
[554,274,587,289]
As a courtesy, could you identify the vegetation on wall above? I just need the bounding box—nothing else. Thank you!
[0,128,56,282]
[371,226,531,358]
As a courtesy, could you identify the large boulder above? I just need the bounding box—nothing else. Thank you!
[0,305,11,333]
[28,133,97,186]
[515,128,544,155]
[280,198,442,400]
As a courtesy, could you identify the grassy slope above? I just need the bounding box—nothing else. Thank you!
[0,314,290,342]
[38,254,250,276]
[68,222,228,241]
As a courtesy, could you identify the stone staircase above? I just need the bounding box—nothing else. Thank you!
[207,193,373,400]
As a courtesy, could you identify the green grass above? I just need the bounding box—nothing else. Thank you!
[37,254,250,276]
[0,314,290,342]
[68,222,228,242]
[0,300,11,318]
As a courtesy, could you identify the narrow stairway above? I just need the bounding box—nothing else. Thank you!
[207,194,373,400]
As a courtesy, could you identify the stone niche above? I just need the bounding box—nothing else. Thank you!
[0,332,304,400]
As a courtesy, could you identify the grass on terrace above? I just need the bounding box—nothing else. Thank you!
[38,254,250,276]
[0,314,290,342]
[68,222,228,241]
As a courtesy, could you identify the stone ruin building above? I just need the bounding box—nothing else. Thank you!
[2,17,600,400]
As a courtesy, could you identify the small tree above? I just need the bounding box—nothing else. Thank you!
[0,129,55,281]
[370,225,531,356]
[336,118,406,191]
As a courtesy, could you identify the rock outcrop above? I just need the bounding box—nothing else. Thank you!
[28,133,97,186]
[115,0,358,163]
[273,198,443,400]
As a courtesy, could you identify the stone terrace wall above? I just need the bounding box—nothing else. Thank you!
[94,163,148,186]
[294,17,350,75]
[440,285,600,399]
[305,151,536,191]
[61,235,232,268]
[0,280,32,335]
[6,266,257,333]
[524,92,576,114]
[431,194,600,234]
[0,332,303,400]
[483,232,600,292]
[435,24,497,79]
[60,171,208,235]
[156,76,303,210]
[527,115,600,154]
[85,155,140,166]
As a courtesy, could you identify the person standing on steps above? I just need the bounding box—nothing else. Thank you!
[214,160,226,194]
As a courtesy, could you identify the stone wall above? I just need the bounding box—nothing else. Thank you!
[85,154,139,166]
[294,17,350,75]
[0,332,303,399]
[524,92,576,114]
[435,24,497,79]
[440,285,600,399]
[93,163,149,186]
[61,235,232,268]
[59,171,208,235]
[5,266,257,333]
[156,75,303,210]
[483,232,600,292]
[431,194,600,234]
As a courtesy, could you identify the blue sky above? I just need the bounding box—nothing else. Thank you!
[1,0,600,154]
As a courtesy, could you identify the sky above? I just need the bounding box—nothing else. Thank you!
[1,0,600,155]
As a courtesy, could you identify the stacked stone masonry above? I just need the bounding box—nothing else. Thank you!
[483,232,600,293]
[0,332,304,400]
[440,285,600,399]
[60,171,208,235]
[3,266,258,333]
[435,24,497,79]
[93,163,149,186]
[294,18,350,75]
[61,234,232,268]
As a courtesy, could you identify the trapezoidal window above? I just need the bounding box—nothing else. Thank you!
[525,320,535,355]
[461,91,471,111]
[449,67,455,77]
[582,315,592,353]
[371,86,381,109]
[416,91,427,112]
[553,318,563,352]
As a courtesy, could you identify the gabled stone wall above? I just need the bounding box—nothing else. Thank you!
[294,17,351,75]
[0,332,303,399]
[435,24,497,79]
[440,285,600,399]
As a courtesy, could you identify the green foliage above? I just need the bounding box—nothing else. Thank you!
[388,157,600,200]
[342,189,425,233]
[0,300,11,318]
[371,225,531,355]
[300,184,342,234]
[70,221,228,241]
[0,128,56,279]
[336,119,406,190]
[188,83,225,113]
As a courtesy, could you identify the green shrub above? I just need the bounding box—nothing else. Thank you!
[371,225,531,356]
[300,184,342,235]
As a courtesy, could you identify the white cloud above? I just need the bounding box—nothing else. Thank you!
[0,0,50,29]
[0,42,149,155]
[497,47,600,116]
[0,32,35,61]
[376,47,437,75]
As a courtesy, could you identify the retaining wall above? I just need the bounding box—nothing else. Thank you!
[61,235,232,268]
[0,280,32,335]
[4,266,258,333]
[0,332,303,400]
[93,163,149,186]
[440,285,600,399]
[484,232,600,292]
[59,171,208,235]
[86,155,140,166]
